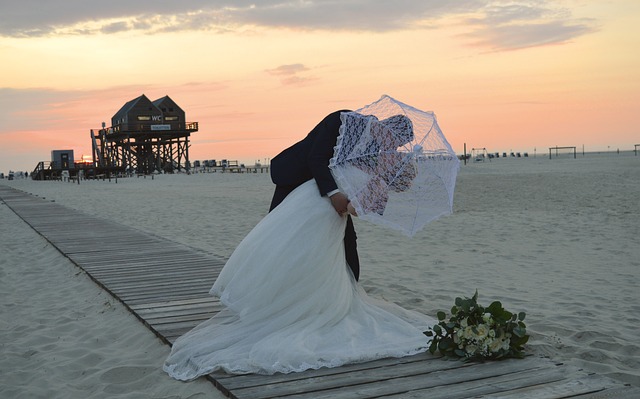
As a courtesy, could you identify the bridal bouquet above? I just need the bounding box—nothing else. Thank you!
[425,291,529,361]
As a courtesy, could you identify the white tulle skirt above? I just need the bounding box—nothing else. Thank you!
[163,180,434,380]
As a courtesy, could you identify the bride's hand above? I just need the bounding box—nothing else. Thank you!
[347,202,358,217]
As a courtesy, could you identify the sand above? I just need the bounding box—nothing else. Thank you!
[1,152,639,397]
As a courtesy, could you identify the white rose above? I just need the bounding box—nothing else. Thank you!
[475,324,490,339]
[465,344,477,356]
[489,338,503,353]
[463,326,474,340]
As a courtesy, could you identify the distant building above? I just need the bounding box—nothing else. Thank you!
[51,150,75,170]
[92,94,198,175]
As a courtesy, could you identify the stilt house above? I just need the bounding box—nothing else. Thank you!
[91,94,198,175]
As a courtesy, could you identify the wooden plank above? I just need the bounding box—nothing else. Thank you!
[88,275,216,290]
[100,285,212,300]
[108,284,214,300]
[212,353,439,390]
[228,357,542,399]
[68,249,212,260]
[73,262,219,272]
[72,260,219,271]
[574,386,640,399]
[134,302,221,317]
[111,285,211,299]
[123,292,212,306]
[488,375,620,399]
[102,258,219,268]
[79,268,212,281]
[381,366,570,399]
[141,312,219,326]
[160,328,200,342]
[94,265,214,274]
[137,307,220,321]
[137,302,221,317]
[76,266,216,279]
[129,297,219,311]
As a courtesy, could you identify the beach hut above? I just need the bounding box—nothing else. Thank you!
[51,150,75,170]
[91,94,198,175]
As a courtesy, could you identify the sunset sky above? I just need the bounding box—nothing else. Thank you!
[1,1,638,174]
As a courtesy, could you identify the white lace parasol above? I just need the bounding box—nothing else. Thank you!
[329,95,460,237]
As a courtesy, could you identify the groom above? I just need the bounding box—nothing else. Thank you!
[269,110,361,281]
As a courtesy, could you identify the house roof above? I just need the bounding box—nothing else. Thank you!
[111,94,161,122]
[152,95,184,113]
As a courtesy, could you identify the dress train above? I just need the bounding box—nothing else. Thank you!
[163,180,434,380]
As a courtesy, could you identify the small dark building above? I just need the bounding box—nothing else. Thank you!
[51,150,75,170]
[30,150,76,180]
[91,94,198,175]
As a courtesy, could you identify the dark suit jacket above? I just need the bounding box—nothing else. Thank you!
[270,110,351,196]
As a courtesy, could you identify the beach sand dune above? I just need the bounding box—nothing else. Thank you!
[2,152,639,396]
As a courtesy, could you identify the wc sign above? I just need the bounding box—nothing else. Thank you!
[151,115,170,130]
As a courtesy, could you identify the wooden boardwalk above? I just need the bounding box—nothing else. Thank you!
[1,184,638,399]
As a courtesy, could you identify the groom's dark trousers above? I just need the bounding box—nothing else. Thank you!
[269,110,360,281]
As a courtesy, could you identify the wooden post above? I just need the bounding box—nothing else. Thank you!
[463,143,467,165]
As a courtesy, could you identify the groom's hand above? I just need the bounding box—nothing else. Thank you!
[329,192,350,216]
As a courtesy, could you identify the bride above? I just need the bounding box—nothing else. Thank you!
[164,112,434,381]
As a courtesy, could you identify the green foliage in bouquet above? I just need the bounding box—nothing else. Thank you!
[424,291,529,361]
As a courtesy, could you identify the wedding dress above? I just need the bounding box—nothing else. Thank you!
[163,179,434,381]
